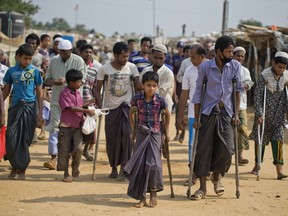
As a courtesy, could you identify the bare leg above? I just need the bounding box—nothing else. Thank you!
[135,198,147,208]
[276,164,287,179]
[149,191,157,207]
[62,169,72,183]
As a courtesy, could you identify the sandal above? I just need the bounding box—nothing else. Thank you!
[210,174,224,196]
[277,173,288,180]
[108,169,118,179]
[82,151,93,161]
[251,165,260,175]
[8,169,17,180]
[190,189,206,200]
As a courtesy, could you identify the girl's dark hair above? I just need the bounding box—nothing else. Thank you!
[17,44,34,56]
[142,71,159,84]
[215,35,235,53]
[65,69,83,84]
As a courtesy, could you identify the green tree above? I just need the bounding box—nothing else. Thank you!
[0,0,40,28]
[238,19,263,28]
[74,24,87,34]
[49,18,70,31]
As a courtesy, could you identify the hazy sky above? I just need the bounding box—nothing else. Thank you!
[28,0,288,37]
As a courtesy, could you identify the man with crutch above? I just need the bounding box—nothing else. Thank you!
[94,42,140,181]
[250,51,288,180]
[190,36,243,200]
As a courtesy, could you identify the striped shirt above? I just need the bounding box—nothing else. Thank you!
[83,59,102,101]
[129,51,150,73]
[131,93,167,132]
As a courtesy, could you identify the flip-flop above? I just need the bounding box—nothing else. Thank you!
[190,189,206,200]
[210,174,224,196]
[277,173,288,180]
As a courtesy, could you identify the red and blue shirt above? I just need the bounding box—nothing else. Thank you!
[131,93,167,132]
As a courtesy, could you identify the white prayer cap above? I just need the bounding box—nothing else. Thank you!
[209,45,215,52]
[152,44,167,54]
[275,51,288,60]
[58,39,72,50]
[53,37,63,44]
[233,46,246,54]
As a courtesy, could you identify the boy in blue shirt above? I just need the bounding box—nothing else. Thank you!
[2,44,43,180]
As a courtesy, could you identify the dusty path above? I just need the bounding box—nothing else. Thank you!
[0,109,287,216]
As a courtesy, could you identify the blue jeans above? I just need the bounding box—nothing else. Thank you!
[188,118,195,162]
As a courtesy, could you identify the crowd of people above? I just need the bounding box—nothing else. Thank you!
[0,32,288,207]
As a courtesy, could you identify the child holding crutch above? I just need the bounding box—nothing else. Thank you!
[123,71,170,208]
[250,51,288,180]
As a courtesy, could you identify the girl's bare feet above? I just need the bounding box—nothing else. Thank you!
[149,191,157,207]
[135,198,147,208]
[62,176,72,183]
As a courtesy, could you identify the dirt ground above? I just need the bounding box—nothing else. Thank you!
[0,108,288,216]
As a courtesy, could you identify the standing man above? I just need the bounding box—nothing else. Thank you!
[44,39,86,170]
[95,42,140,181]
[141,44,174,113]
[190,36,242,200]
[233,46,254,165]
[173,44,191,142]
[129,37,152,73]
[177,44,207,185]
[80,44,102,161]
[127,39,137,58]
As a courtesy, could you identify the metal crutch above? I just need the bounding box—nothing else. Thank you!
[186,76,207,198]
[161,109,175,198]
[232,76,240,198]
[130,106,138,151]
[92,75,108,180]
[256,83,267,181]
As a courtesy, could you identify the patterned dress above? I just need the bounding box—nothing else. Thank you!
[249,67,288,145]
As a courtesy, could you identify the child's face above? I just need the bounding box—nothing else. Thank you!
[143,80,158,97]
[69,80,83,90]
[18,54,33,68]
[41,37,51,48]
[273,62,287,76]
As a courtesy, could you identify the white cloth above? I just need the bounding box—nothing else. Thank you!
[141,64,174,113]
[45,53,86,132]
[176,58,192,83]
[240,66,254,110]
[182,65,198,118]
[0,63,9,86]
[97,62,139,110]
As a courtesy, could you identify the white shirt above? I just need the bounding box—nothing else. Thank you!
[182,65,198,118]
[176,58,192,83]
[0,63,9,86]
[240,66,254,110]
[97,62,139,109]
[141,64,174,113]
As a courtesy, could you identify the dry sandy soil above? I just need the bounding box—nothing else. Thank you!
[0,109,287,216]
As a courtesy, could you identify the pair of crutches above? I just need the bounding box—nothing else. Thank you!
[186,76,240,199]
[256,83,267,181]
